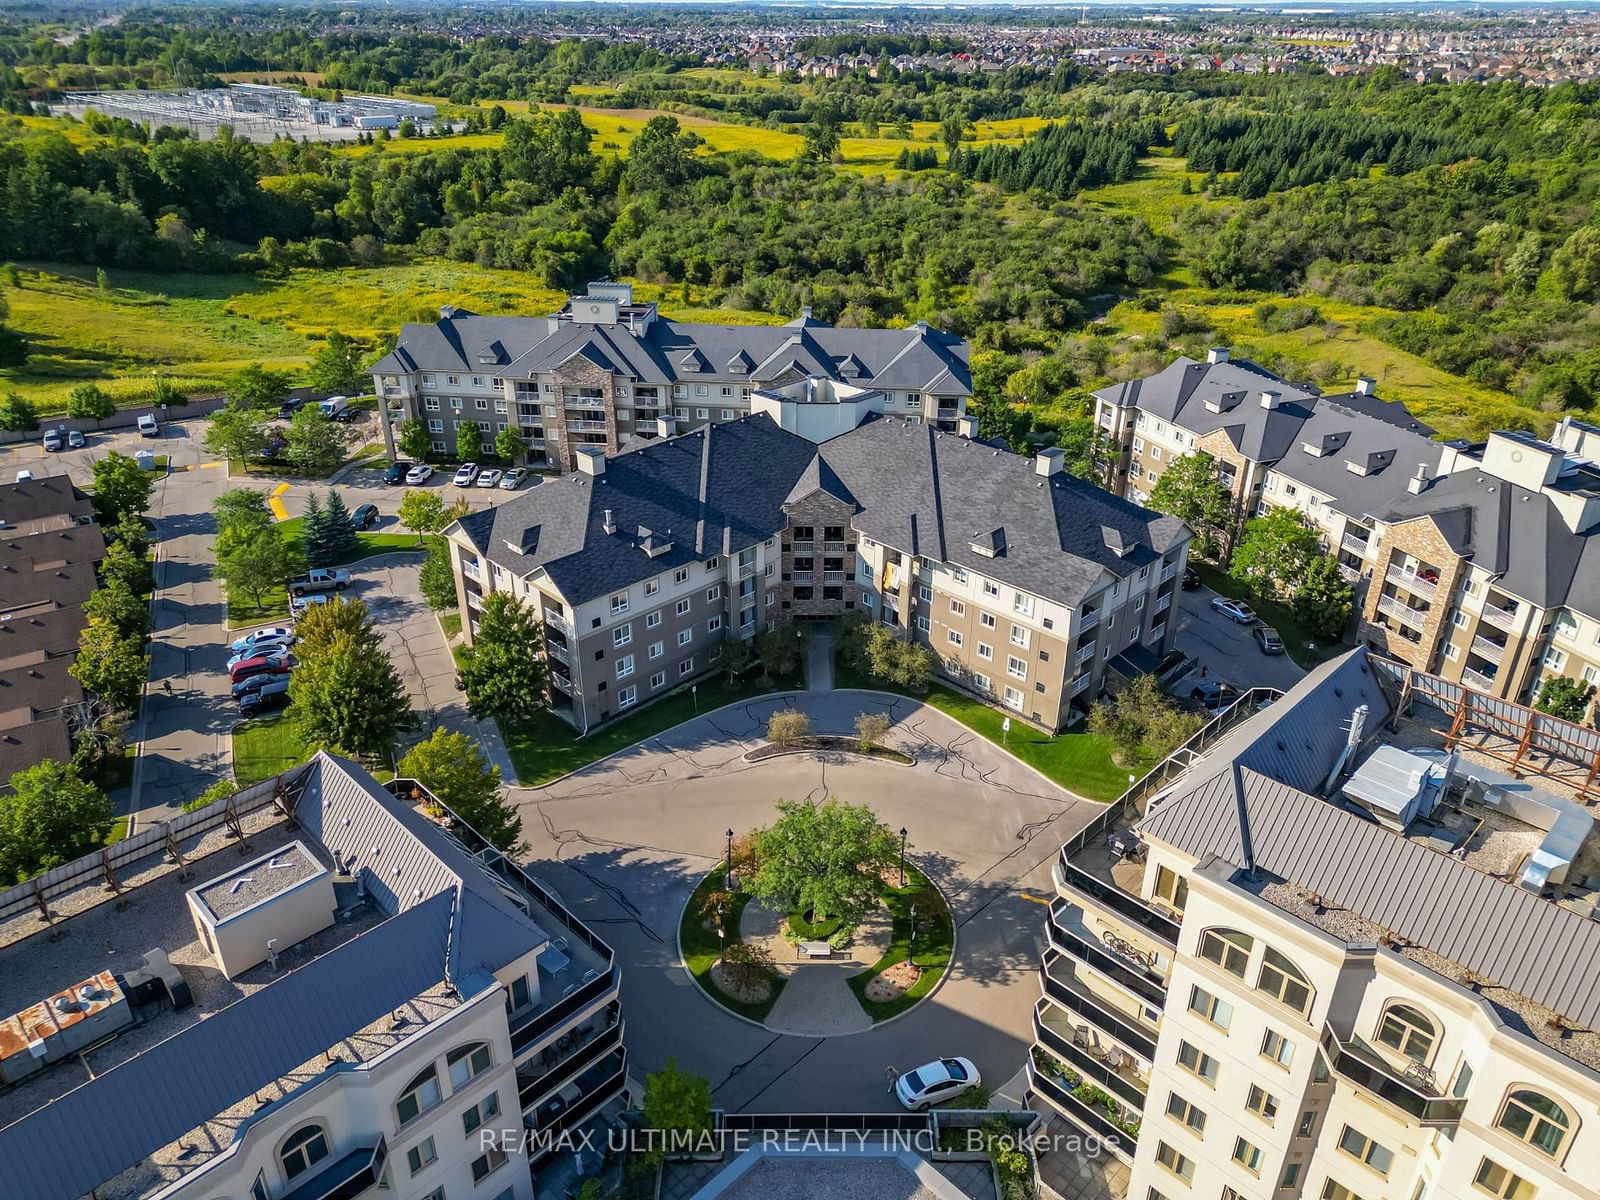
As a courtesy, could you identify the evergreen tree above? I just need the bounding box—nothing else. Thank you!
[320,490,362,564]
[419,538,459,611]
[302,492,331,567]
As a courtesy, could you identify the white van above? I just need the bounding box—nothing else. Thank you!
[317,396,349,419]
[137,414,160,438]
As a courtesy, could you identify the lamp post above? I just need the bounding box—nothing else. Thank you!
[692,684,698,714]
[899,826,908,888]
[725,827,735,890]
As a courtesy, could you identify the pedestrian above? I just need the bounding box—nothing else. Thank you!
[1200,663,1208,679]
[162,679,173,694]
[885,1065,900,1094]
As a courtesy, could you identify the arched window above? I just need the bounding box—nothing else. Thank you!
[280,1125,329,1180]
[447,1041,492,1090]
[1497,1090,1570,1157]
[1256,947,1314,1016]
[396,1064,442,1126]
[1375,1003,1436,1063]
[1197,928,1253,978]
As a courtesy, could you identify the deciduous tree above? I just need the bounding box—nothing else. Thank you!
[398,489,446,543]
[70,616,149,713]
[66,383,115,424]
[231,362,293,411]
[1087,674,1200,767]
[855,711,891,752]
[0,760,113,881]
[397,417,431,462]
[1292,556,1356,643]
[767,709,811,747]
[419,537,458,610]
[305,332,368,395]
[455,421,483,462]
[398,729,524,853]
[1535,675,1594,723]
[285,405,352,475]
[641,1059,713,1166]
[202,401,271,462]
[90,452,154,526]
[216,523,294,611]
[1231,507,1319,600]
[0,393,38,432]
[290,622,411,760]
[750,796,898,932]
[456,592,546,724]
[494,425,523,464]
[1147,452,1234,560]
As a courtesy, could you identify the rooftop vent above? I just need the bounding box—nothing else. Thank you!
[1035,447,1064,477]
[1260,390,1283,411]
[603,508,617,535]
[576,447,606,477]
[1407,463,1432,495]
[1355,376,1377,396]
[1207,347,1231,365]
[957,414,979,440]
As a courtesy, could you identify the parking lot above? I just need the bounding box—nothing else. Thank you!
[1173,582,1308,694]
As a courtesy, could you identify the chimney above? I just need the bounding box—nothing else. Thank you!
[1260,390,1282,410]
[655,416,676,439]
[1035,447,1064,477]
[1407,462,1432,495]
[800,305,813,320]
[576,447,606,477]
[1355,376,1376,396]
[957,414,979,439]
[603,508,616,535]
[1207,347,1230,365]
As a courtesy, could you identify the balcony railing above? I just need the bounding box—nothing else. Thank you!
[1027,1062,1138,1158]
[1341,533,1371,557]
[1039,958,1157,1061]
[1048,901,1167,1008]
[1462,666,1497,693]
[510,966,618,1056]
[1386,565,1438,599]
[823,540,847,553]
[546,641,569,663]
[1482,602,1519,630]
[1080,608,1102,631]
[519,1017,625,1110]
[1160,562,1179,582]
[1319,1025,1466,1127]
[462,559,481,580]
[1034,1004,1146,1109]
[1471,635,1506,663]
[1376,595,1428,629]
[1154,593,1171,614]
[567,419,609,433]
[550,673,573,694]
[791,571,813,584]
[279,1138,388,1200]
[1071,674,1093,695]
[1076,644,1097,664]
[525,1059,629,1158]
[1056,857,1180,946]
[1338,563,1361,583]
[788,539,814,553]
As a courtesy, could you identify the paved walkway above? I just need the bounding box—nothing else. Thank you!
[806,628,834,691]
[738,898,891,1037]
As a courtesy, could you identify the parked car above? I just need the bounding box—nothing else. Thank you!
[278,396,306,418]
[67,429,86,450]
[137,414,160,438]
[1191,680,1241,709]
[453,463,479,487]
[42,427,62,452]
[238,677,292,715]
[499,467,529,490]
[350,503,379,530]
[476,468,502,488]
[257,434,288,460]
[14,469,33,482]
[894,1058,981,1111]
[232,670,291,699]
[1254,625,1285,655]
[229,653,292,683]
[229,641,292,669]
[1181,566,1201,590]
[383,460,410,484]
[287,567,351,597]
[317,396,349,420]
[1210,597,1258,625]
[405,463,435,485]
[231,626,294,653]
[290,593,332,618]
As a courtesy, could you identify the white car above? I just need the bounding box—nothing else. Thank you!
[290,593,332,618]
[475,468,502,488]
[231,626,295,653]
[1210,597,1259,625]
[453,463,479,487]
[894,1057,981,1111]
[228,641,292,669]
[14,469,33,483]
[405,463,435,485]
[499,467,529,490]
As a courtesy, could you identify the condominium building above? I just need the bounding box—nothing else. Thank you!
[369,282,972,473]
[0,753,627,1200]
[1026,649,1600,1200]
[443,382,1191,733]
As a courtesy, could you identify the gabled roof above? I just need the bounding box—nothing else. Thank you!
[783,456,857,509]
[0,474,92,533]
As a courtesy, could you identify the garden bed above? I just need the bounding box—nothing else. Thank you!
[846,863,954,1022]
[746,735,913,765]
[678,867,785,1022]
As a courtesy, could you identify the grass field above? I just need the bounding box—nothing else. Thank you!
[224,518,423,626]
[232,714,301,786]
[847,863,955,1022]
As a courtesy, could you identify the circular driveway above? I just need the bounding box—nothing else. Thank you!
[514,690,1103,1114]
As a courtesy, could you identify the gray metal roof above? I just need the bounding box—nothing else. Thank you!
[1138,650,1600,1033]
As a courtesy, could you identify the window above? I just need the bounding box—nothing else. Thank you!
[645,579,659,596]
[983,580,1000,597]
[1262,1029,1294,1068]
[407,1136,438,1175]
[647,640,664,660]
[708,615,722,633]
[650,670,666,688]
[447,1042,492,1089]
[948,630,963,647]
[1296,1112,1316,1137]
[1010,624,1029,648]
[1166,1091,1207,1135]
[647,610,662,629]
[618,684,637,708]
[475,397,489,410]
[1156,1141,1194,1183]
[678,628,694,646]
[1188,984,1233,1030]
[427,418,443,433]
[674,567,690,584]
[280,1126,330,1180]
[980,612,996,629]
[1153,866,1188,911]
[1497,1090,1570,1156]
[1338,1127,1393,1177]
[1233,1137,1264,1175]
[1014,593,1035,616]
[1322,1182,1366,1200]
[977,643,994,662]
[609,592,630,616]
[1475,1159,1536,1200]
[973,672,991,691]
[507,974,532,1011]
[251,1172,271,1200]
[1246,1084,1279,1123]
[950,598,967,616]
[1007,655,1027,680]
[1198,928,1252,977]
[1257,947,1313,1016]
[462,1091,502,1135]
[613,624,633,647]
[397,1065,442,1125]
[1176,1040,1218,1084]
[706,585,721,602]
[676,598,692,617]
[1003,687,1024,711]
[472,1147,507,1182]
[1376,1003,1436,1062]
[426,396,441,411]
[1281,1163,1304,1189]
[679,658,695,675]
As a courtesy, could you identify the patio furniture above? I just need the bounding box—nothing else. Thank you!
[538,940,571,975]
[798,940,833,959]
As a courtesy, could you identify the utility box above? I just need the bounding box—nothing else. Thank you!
[187,842,335,979]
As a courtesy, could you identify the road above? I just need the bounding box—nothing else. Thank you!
[1173,583,1307,694]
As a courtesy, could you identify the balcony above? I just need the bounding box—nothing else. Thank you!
[1072,673,1093,696]
[1338,562,1361,583]
[1039,954,1157,1061]
[567,419,609,433]
[1056,855,1179,947]
[1080,607,1102,631]
[466,589,484,612]
[1386,564,1438,600]
[1154,592,1171,614]
[1076,643,1097,664]
[788,539,814,553]
[823,540,847,553]
[550,672,573,695]
[1341,533,1372,557]
[1471,635,1506,663]
[1462,665,1497,693]
[823,571,846,585]
[1160,561,1179,583]
[1035,1001,1147,1109]
[1482,601,1520,630]
[544,612,571,636]
[528,1048,628,1134]
[791,571,813,584]
[1319,1025,1466,1127]
[738,561,757,579]
[1048,899,1167,1008]
[546,641,569,663]
[279,1138,388,1200]
[462,558,480,580]
[1377,594,1428,630]
[518,1008,624,1110]
[1026,1060,1138,1159]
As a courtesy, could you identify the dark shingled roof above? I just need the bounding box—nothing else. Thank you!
[0,715,71,787]
[0,474,92,532]
[0,655,82,719]
[0,524,107,570]
[0,606,87,667]
[465,414,1188,609]
[0,559,97,612]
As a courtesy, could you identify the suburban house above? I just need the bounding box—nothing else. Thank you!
[443,379,1191,733]
[1027,649,1600,1200]
[0,753,627,1200]
[369,282,972,473]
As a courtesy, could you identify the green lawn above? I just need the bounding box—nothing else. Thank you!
[1191,561,1346,672]
[679,867,785,1022]
[439,611,462,639]
[103,816,129,846]
[231,714,302,786]
[503,675,781,785]
[832,664,1145,803]
[847,864,955,1022]
[223,519,424,627]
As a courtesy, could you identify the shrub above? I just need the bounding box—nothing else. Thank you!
[767,709,811,746]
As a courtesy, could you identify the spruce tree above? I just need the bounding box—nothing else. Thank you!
[321,489,361,564]
[303,492,331,567]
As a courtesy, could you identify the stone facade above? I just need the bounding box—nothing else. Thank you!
[779,491,862,620]
[1359,514,1462,673]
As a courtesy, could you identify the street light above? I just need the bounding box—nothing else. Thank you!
[692,684,698,714]
[899,826,908,888]
[725,827,735,889]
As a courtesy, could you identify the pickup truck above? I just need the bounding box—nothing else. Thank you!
[287,567,351,597]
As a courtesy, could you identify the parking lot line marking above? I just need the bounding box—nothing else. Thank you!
[1017,892,1052,906]
[268,482,291,520]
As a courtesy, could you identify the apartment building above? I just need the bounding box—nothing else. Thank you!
[1093,350,1446,566]
[369,282,972,472]
[0,752,627,1200]
[1027,649,1600,1200]
[444,379,1190,733]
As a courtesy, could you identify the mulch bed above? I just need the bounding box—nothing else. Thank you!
[864,959,921,1003]
[746,736,913,765]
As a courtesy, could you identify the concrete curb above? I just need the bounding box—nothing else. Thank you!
[127,516,171,831]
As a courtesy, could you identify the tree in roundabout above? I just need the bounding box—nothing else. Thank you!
[750,796,898,944]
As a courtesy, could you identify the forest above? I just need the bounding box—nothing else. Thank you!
[6,7,1600,436]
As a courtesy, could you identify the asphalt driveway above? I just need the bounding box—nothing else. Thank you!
[1173,584,1307,694]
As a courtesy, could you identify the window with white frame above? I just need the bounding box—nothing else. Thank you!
[948,630,963,647]
[613,624,632,647]
[950,598,966,616]
[982,580,999,597]
[648,640,664,660]
[708,615,723,633]
[616,655,634,679]
[977,643,993,661]
[979,612,996,629]
[618,684,637,708]
[650,670,666,689]
[407,1136,437,1175]
[461,1092,502,1136]
[676,599,691,616]
[1014,592,1035,616]
[674,567,690,584]
[1007,655,1027,680]
[706,585,721,602]
[646,610,662,628]
[610,593,630,616]
[1003,686,1024,710]
[281,1126,330,1180]
[1010,624,1029,648]
[679,658,695,675]
[678,628,693,646]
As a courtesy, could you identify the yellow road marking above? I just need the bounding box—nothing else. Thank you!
[268,482,291,520]
[201,461,225,469]
[1018,892,1053,906]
